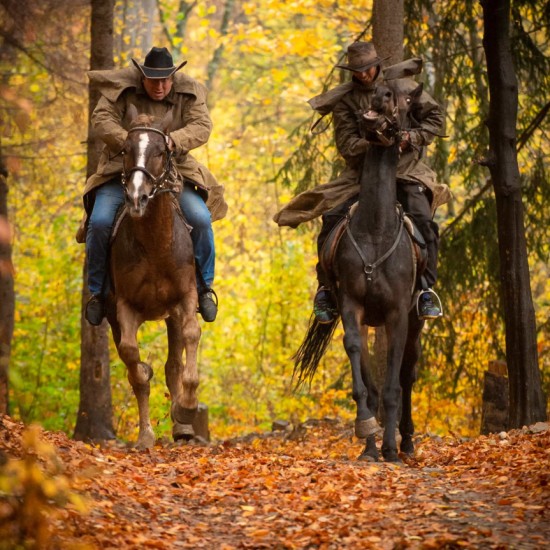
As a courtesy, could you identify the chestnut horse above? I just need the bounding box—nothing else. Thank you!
[294,81,426,462]
[105,105,200,449]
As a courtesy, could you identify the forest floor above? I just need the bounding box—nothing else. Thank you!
[0,415,549,549]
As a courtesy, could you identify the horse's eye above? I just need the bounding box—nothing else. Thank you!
[406,97,412,104]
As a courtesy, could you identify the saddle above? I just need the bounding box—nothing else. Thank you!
[319,203,427,294]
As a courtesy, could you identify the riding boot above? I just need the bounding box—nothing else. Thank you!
[198,288,218,322]
[313,232,338,324]
[85,294,105,326]
[418,230,442,320]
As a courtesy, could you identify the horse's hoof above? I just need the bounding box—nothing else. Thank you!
[171,405,197,425]
[382,452,402,463]
[358,451,378,462]
[355,417,382,439]
[400,439,415,456]
[173,422,194,441]
[135,429,156,450]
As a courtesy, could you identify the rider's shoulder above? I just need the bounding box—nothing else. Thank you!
[88,66,140,102]
[172,73,208,101]
[307,82,355,115]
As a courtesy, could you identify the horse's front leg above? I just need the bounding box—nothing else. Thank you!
[117,301,155,450]
[359,324,381,461]
[340,297,381,459]
[381,310,409,462]
[165,305,201,441]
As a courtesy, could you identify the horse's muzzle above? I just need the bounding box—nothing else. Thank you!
[126,190,150,218]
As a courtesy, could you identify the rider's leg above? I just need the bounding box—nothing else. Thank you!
[314,196,357,323]
[85,178,125,325]
[178,183,217,322]
[396,180,442,319]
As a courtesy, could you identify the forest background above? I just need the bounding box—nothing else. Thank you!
[1,0,548,443]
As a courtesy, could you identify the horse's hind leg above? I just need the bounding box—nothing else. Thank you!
[165,311,201,441]
[399,314,423,456]
[381,312,409,462]
[117,306,155,450]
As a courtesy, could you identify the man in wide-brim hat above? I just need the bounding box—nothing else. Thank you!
[79,46,227,325]
[273,41,449,322]
[335,41,390,73]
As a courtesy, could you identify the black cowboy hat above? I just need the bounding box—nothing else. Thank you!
[131,47,187,79]
[336,42,390,72]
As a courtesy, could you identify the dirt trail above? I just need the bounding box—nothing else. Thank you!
[1,416,548,549]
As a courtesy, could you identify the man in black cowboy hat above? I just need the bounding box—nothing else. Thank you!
[274,41,449,322]
[80,47,227,325]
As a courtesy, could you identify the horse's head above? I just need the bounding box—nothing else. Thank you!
[361,82,423,146]
[121,104,174,217]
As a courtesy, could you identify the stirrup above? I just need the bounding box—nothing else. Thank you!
[416,288,443,318]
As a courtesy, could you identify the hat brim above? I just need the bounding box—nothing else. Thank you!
[336,54,391,72]
[131,58,187,79]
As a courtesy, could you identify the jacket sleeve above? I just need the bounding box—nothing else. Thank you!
[169,82,213,154]
[408,90,445,148]
[333,97,369,162]
[91,95,128,153]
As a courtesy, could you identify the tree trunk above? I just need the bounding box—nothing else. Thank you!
[372,0,403,64]
[370,0,405,424]
[73,0,116,442]
[481,0,546,427]
[0,157,14,415]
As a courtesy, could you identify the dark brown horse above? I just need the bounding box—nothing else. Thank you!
[295,81,426,462]
[105,105,201,449]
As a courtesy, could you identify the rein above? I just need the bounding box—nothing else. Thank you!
[121,126,176,198]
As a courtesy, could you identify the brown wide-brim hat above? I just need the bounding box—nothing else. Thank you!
[336,41,390,72]
[131,47,187,79]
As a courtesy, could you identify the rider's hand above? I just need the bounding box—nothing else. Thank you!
[399,131,411,152]
[165,134,176,151]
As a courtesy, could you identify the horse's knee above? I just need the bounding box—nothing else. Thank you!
[128,362,153,386]
[118,340,137,363]
[343,335,361,356]
[382,387,401,411]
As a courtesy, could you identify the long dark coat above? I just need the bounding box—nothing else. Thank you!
[273,62,450,228]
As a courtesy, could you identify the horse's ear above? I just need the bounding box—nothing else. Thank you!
[410,83,424,101]
[125,104,139,125]
[158,110,173,134]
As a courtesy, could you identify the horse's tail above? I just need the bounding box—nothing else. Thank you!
[292,315,339,388]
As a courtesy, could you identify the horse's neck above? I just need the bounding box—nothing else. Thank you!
[353,144,400,240]
[131,194,175,246]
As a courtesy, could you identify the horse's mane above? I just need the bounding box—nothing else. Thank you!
[130,114,155,128]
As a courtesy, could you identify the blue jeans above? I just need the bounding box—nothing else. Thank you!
[86,179,215,296]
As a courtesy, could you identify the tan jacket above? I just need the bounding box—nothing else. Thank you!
[83,66,227,221]
[274,64,450,228]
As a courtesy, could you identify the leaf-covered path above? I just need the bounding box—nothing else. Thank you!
[1,416,549,549]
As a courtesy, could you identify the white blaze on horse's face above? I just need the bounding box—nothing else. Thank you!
[127,131,152,217]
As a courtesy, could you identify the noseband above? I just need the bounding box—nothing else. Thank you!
[121,126,175,198]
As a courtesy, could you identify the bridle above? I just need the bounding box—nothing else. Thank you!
[121,126,176,198]
[361,87,409,147]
